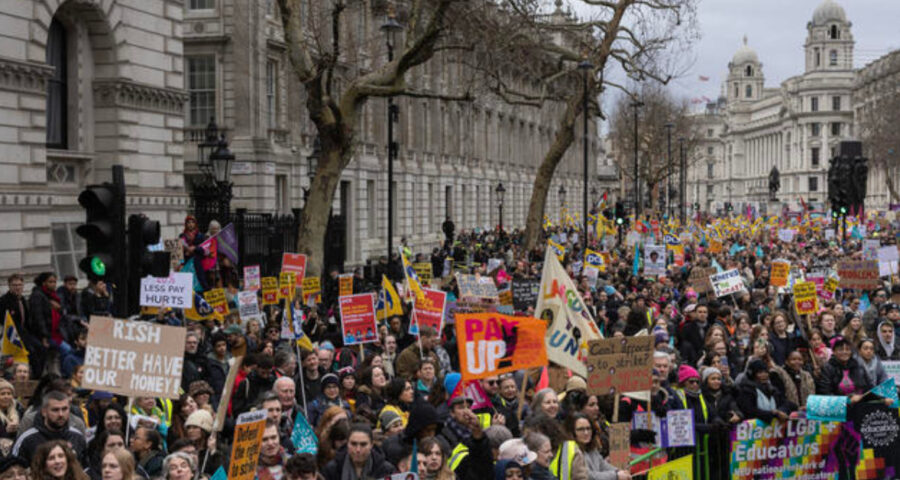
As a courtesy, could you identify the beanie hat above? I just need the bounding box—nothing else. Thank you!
[185,409,213,433]
[701,366,722,384]
[321,373,340,388]
[677,364,700,385]
[379,409,404,430]
[443,372,462,396]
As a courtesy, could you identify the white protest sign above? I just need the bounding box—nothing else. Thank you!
[487,258,503,272]
[82,316,186,398]
[884,361,900,385]
[777,229,795,243]
[644,245,667,276]
[238,291,260,319]
[139,272,192,308]
[863,239,881,260]
[709,269,744,297]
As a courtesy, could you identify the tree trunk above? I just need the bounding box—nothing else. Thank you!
[523,95,581,251]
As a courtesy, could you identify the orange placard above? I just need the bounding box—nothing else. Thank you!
[282,253,307,287]
[709,238,723,254]
[456,313,547,382]
[770,260,790,287]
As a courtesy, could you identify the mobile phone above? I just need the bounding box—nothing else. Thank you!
[720,357,729,367]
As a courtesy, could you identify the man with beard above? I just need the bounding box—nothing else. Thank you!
[12,390,87,463]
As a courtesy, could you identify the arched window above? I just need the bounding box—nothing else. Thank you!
[46,18,67,149]
[829,50,838,66]
[745,65,753,77]
[830,25,839,39]
[745,84,753,98]
[814,48,821,67]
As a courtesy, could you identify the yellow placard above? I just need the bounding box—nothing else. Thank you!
[261,277,278,306]
[279,272,296,301]
[413,263,433,287]
[302,277,321,300]
[203,288,229,315]
[339,274,354,297]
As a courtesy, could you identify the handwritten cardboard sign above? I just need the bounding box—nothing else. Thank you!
[837,260,879,290]
[608,423,631,469]
[82,316,186,399]
[585,336,653,395]
[688,267,716,295]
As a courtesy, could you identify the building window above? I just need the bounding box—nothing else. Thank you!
[815,48,821,67]
[707,147,713,155]
[745,65,753,77]
[707,129,713,137]
[266,60,277,129]
[832,96,841,111]
[745,85,752,98]
[445,185,453,219]
[707,163,714,179]
[51,223,86,281]
[187,56,216,126]
[811,123,821,136]
[811,96,818,112]
[189,0,214,9]
[812,147,820,167]
[831,122,841,136]
[706,185,713,196]
[829,50,838,66]
[46,18,67,149]
[733,83,739,98]
[809,176,818,192]
[830,25,839,39]
[367,180,376,235]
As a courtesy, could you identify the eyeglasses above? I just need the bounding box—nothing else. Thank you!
[485,380,498,386]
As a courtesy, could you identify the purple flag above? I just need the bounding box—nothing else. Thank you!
[218,223,239,264]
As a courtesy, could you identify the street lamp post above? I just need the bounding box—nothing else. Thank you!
[665,122,674,217]
[679,137,686,224]
[192,119,235,228]
[381,9,403,261]
[558,185,567,224]
[578,59,593,252]
[304,136,321,207]
[631,100,644,217]
[495,182,505,231]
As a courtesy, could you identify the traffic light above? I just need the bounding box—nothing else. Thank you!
[725,202,734,213]
[693,202,700,211]
[76,174,125,282]
[614,201,626,226]
[127,214,170,315]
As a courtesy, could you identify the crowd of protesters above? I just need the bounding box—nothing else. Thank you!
[0,211,896,480]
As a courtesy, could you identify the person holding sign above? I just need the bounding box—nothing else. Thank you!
[815,337,873,402]
[565,413,630,480]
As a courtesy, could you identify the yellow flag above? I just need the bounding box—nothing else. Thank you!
[2,312,28,363]
[400,249,425,303]
[377,275,403,321]
[648,454,692,480]
[548,239,565,261]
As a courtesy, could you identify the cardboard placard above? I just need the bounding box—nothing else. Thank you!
[456,273,499,299]
[214,356,243,431]
[281,253,307,287]
[608,423,631,469]
[243,265,261,291]
[709,269,744,297]
[770,260,790,287]
[82,316,186,399]
[511,279,540,312]
[688,267,716,294]
[585,336,654,395]
[837,260,879,290]
[139,272,193,308]
[228,410,267,480]
[203,288,229,316]
[339,293,378,345]
[261,277,278,305]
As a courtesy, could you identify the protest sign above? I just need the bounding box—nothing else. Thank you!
[243,265,261,291]
[877,245,899,277]
[214,356,243,431]
[228,410,267,480]
[709,237,723,253]
[237,291,259,319]
[777,229,795,243]
[883,361,900,385]
[661,409,696,448]
[203,288,229,316]
[862,239,880,260]
[456,313,547,382]
[413,263,433,287]
[281,253,307,286]
[709,269,744,297]
[82,316,186,398]
[845,401,900,479]
[688,267,715,295]
[821,277,838,301]
[498,288,513,307]
[139,272,192,308]
[410,288,447,335]
[279,272,296,301]
[339,293,378,345]
[793,281,818,315]
[770,260,790,287]
[644,245,667,276]
[339,274,354,297]
[649,455,692,480]
[302,277,321,302]
[261,277,278,305]
[164,238,184,273]
[806,395,848,422]
[511,279,540,312]
[585,336,653,395]
[608,423,631,469]
[730,418,846,479]
[456,273,499,300]
[837,260,879,290]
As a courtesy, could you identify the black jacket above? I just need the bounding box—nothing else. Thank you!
[736,378,793,423]
[322,446,395,480]
[232,371,275,415]
[27,288,53,341]
[12,411,87,464]
[816,356,874,396]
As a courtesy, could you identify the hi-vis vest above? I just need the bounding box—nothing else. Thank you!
[675,389,708,422]
[550,440,577,480]
[448,443,469,471]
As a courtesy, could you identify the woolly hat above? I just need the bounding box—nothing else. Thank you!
[746,359,768,379]
[321,373,340,388]
[185,409,213,433]
[701,366,722,384]
[677,364,700,385]
[379,409,404,430]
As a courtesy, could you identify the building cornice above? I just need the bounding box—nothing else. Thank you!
[0,57,54,95]
[93,79,188,115]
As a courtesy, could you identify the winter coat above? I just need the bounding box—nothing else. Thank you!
[773,365,815,408]
[395,343,439,381]
[232,371,276,415]
[12,411,87,464]
[815,356,874,396]
[321,446,395,480]
[736,377,793,423]
[581,449,619,480]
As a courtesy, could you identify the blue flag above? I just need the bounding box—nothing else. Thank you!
[870,378,899,406]
[711,258,724,273]
[632,243,640,276]
[210,467,226,480]
[410,439,418,473]
[291,411,318,455]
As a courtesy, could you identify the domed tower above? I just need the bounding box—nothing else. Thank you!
[805,0,853,72]
[726,35,763,103]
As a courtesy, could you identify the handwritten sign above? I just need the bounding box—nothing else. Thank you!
[661,409,696,448]
[204,288,229,315]
[243,265,261,291]
[261,277,278,305]
[837,260,879,290]
[139,272,192,308]
[82,316,186,398]
[608,423,631,469]
[709,269,744,298]
[585,336,654,395]
[688,267,716,295]
[456,274,499,299]
[237,291,259,319]
[511,279,540,312]
[228,410,267,480]
[770,260,790,287]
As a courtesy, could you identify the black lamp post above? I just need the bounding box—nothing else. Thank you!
[192,119,234,228]
[631,100,644,217]
[381,8,403,260]
[558,185,567,224]
[679,137,686,224]
[304,136,321,206]
[578,59,593,251]
[664,122,674,217]
[495,182,506,231]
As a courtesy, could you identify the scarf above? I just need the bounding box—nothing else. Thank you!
[877,321,896,357]
[340,450,373,480]
[445,417,472,443]
[859,355,881,386]
[42,285,63,345]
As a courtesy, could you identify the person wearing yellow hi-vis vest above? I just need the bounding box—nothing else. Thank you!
[665,364,718,480]
[523,414,588,480]
[439,397,494,480]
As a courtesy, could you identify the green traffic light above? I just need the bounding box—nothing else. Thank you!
[616,218,623,225]
[840,206,847,214]
[90,256,106,277]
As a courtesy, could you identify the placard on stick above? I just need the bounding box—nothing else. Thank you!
[837,260,879,290]
[585,336,653,395]
[228,410,267,480]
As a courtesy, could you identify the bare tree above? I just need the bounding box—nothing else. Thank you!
[276,0,476,273]
[470,0,698,251]
[857,87,900,202]
[607,84,699,212]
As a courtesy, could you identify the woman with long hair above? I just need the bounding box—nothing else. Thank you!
[378,378,413,429]
[564,413,624,480]
[315,415,350,470]
[32,440,89,480]
[101,448,140,480]
[0,379,22,439]
[356,366,387,415]
[420,437,455,480]
[85,430,125,480]
[167,392,198,445]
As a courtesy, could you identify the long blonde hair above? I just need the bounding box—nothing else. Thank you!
[0,380,19,427]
